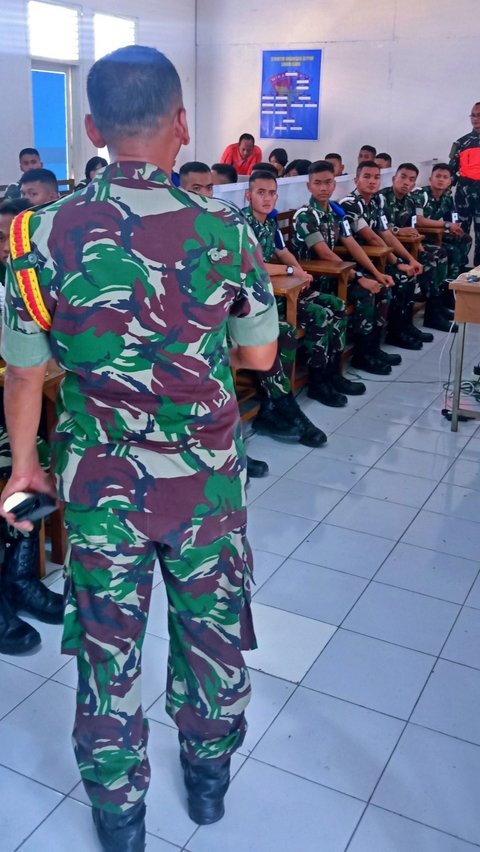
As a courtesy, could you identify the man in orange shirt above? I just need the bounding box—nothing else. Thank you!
[219,133,262,175]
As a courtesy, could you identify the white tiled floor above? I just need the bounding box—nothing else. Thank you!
[2,326,480,851]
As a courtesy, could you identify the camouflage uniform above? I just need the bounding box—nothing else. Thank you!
[293,197,390,336]
[340,188,416,315]
[412,185,472,279]
[1,162,278,813]
[242,208,298,398]
[379,186,448,298]
[449,130,480,265]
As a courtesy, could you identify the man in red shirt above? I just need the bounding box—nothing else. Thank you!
[219,133,262,175]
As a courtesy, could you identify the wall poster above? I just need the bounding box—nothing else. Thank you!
[260,49,322,140]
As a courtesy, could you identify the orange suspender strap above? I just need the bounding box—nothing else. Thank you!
[9,209,52,332]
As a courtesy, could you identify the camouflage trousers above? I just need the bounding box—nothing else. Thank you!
[297,289,346,370]
[62,496,255,814]
[418,245,448,299]
[385,263,416,313]
[455,179,480,266]
[0,428,50,478]
[257,320,298,400]
[424,234,472,281]
[347,278,391,336]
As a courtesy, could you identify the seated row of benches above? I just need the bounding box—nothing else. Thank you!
[235,210,445,420]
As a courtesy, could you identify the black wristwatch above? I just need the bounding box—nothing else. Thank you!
[391,225,400,235]
[286,265,294,276]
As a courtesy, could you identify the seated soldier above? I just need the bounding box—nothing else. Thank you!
[284,159,311,177]
[357,144,377,164]
[211,163,238,185]
[0,198,63,655]
[180,164,324,450]
[379,163,454,332]
[375,152,392,170]
[20,168,59,206]
[219,133,262,176]
[414,163,472,282]
[179,161,214,195]
[341,161,430,350]
[324,153,346,177]
[293,161,400,376]
[4,147,43,200]
[244,170,366,407]
[269,148,288,177]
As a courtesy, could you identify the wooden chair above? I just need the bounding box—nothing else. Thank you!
[334,243,390,273]
[417,225,444,247]
[398,233,424,260]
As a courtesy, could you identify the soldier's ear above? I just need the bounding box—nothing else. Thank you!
[85,114,106,149]
[174,107,190,147]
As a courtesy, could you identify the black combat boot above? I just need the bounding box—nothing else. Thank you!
[253,397,303,443]
[0,593,41,655]
[2,525,64,624]
[424,297,458,333]
[402,304,433,342]
[246,455,269,479]
[307,364,347,407]
[330,352,366,395]
[350,333,391,376]
[385,305,424,350]
[372,328,402,366]
[92,800,146,852]
[181,752,230,825]
[257,393,327,447]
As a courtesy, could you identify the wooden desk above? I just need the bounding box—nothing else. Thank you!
[418,225,443,246]
[449,273,480,431]
[272,273,308,327]
[398,233,424,260]
[334,244,390,274]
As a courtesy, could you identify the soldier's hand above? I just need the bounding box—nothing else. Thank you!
[359,277,382,294]
[411,260,423,275]
[377,273,395,288]
[397,262,416,276]
[295,268,313,289]
[450,223,464,237]
[0,467,57,533]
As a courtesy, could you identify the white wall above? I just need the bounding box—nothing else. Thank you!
[196,0,480,173]
[0,0,196,185]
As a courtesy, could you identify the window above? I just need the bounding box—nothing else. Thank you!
[31,65,72,179]
[94,13,136,61]
[28,1,79,62]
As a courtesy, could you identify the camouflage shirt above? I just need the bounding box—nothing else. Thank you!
[242,207,285,262]
[292,197,347,260]
[378,187,424,228]
[2,162,278,515]
[412,186,457,222]
[339,188,389,238]
[449,130,480,182]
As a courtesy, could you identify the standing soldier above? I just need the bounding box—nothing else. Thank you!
[0,46,278,852]
[449,103,480,266]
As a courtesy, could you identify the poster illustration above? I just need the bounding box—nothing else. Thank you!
[260,49,322,140]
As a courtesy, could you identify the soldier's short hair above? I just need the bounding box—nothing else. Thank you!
[431,162,452,175]
[396,162,419,176]
[308,160,335,176]
[284,159,311,176]
[179,161,211,178]
[19,147,40,160]
[19,168,58,190]
[324,153,342,163]
[87,45,183,140]
[251,162,278,177]
[248,170,277,187]
[376,152,392,167]
[359,144,377,156]
[356,160,380,176]
[211,163,238,183]
[0,198,31,216]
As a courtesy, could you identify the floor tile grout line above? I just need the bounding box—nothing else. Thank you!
[14,793,71,851]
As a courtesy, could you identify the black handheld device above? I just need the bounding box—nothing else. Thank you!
[2,491,57,523]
